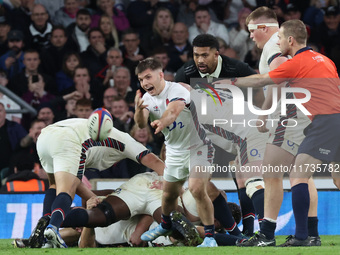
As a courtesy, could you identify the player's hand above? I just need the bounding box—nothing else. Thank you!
[151,119,164,134]
[129,232,145,247]
[86,196,102,209]
[149,180,163,190]
[135,90,148,111]
[257,115,269,133]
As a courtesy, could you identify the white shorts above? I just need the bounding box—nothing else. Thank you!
[94,215,140,245]
[164,145,213,182]
[108,174,163,217]
[181,189,198,217]
[238,128,268,164]
[267,118,308,156]
[37,125,82,176]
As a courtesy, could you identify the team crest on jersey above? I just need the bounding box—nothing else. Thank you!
[166,98,170,106]
[153,106,160,112]
[197,151,202,156]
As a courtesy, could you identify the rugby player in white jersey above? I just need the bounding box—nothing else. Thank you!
[30,118,164,248]
[215,7,320,247]
[181,83,267,229]
[134,58,217,247]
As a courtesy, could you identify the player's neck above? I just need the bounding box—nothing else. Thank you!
[291,44,307,56]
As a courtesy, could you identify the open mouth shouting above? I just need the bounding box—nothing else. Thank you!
[198,64,208,73]
[143,85,156,95]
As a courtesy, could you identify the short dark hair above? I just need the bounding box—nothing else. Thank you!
[195,5,210,15]
[228,202,242,225]
[74,66,89,78]
[76,98,92,108]
[52,25,67,36]
[152,46,168,56]
[135,57,163,75]
[76,8,91,18]
[122,28,139,39]
[24,48,39,56]
[246,6,277,25]
[87,27,104,40]
[281,19,307,45]
[192,34,219,51]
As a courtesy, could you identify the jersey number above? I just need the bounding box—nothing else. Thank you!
[168,121,185,131]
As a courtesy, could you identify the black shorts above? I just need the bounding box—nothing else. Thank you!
[298,113,340,162]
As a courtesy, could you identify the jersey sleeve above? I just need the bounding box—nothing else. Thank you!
[168,83,190,104]
[268,58,298,84]
[122,133,151,163]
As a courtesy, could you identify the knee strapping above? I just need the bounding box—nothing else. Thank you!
[245,177,264,198]
[96,200,116,225]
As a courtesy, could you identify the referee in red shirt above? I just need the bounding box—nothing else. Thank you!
[214,19,340,246]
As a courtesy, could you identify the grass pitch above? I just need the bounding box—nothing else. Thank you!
[1,236,340,255]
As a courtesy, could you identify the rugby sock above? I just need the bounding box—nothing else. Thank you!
[204,224,215,238]
[238,188,255,235]
[308,217,319,237]
[62,208,89,227]
[213,193,241,236]
[261,218,276,240]
[251,189,265,225]
[42,188,56,216]
[214,233,240,246]
[292,183,309,240]
[160,214,172,230]
[49,192,72,230]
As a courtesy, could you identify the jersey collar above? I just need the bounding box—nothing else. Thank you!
[295,46,313,56]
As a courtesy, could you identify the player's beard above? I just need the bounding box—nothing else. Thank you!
[10,46,20,54]
[78,24,90,32]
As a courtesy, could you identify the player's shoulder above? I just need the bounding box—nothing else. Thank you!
[167,81,189,94]
[221,55,247,68]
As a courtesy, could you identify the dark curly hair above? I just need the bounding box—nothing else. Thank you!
[192,34,219,51]
[228,202,242,225]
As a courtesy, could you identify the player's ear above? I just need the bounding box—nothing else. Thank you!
[159,70,164,80]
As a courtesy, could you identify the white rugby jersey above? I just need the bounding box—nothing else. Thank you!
[259,32,281,97]
[48,118,149,173]
[143,81,209,153]
[190,88,259,153]
[259,32,281,75]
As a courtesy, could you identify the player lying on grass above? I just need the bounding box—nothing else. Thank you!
[19,172,243,248]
